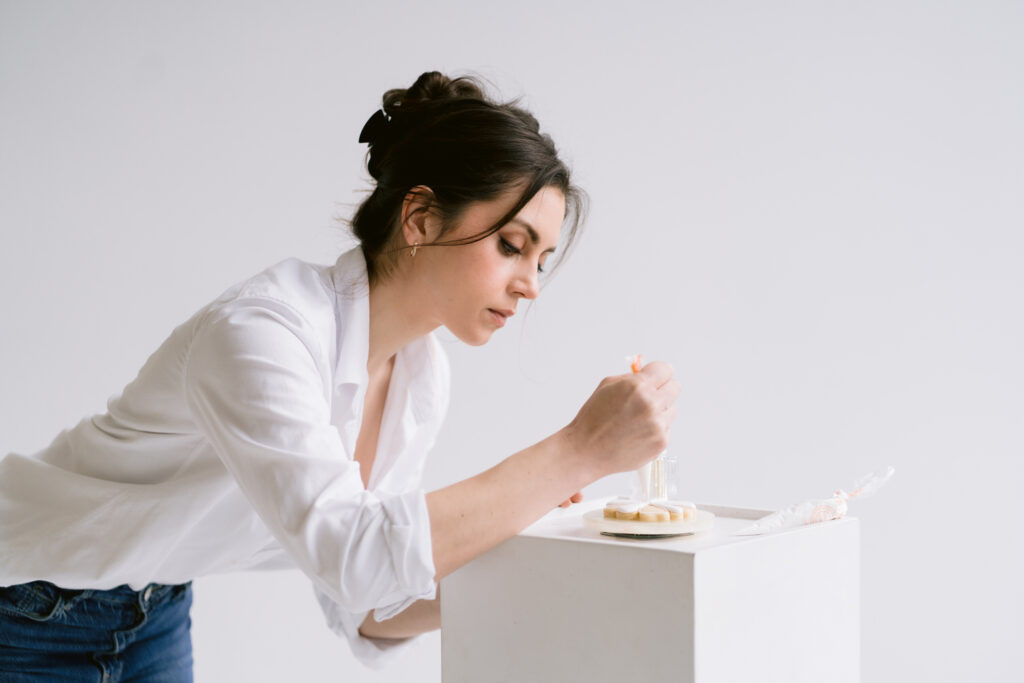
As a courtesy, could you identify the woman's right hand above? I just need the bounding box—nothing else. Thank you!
[427,360,679,582]
[561,361,680,479]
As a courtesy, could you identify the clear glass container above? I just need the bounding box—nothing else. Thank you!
[632,451,678,501]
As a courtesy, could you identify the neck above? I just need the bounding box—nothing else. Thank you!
[367,266,439,377]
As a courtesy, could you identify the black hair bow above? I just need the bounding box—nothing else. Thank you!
[358,109,390,144]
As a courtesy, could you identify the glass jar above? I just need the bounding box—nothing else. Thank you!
[631,451,678,501]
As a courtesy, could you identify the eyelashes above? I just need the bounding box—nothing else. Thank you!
[499,237,545,273]
[498,237,519,256]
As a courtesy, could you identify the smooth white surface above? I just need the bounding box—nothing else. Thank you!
[442,502,859,682]
[2,1,1021,681]
[693,516,861,682]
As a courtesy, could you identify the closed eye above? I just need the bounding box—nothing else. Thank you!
[500,237,545,273]
[499,237,520,256]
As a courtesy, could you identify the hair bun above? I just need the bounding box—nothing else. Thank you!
[381,70,485,116]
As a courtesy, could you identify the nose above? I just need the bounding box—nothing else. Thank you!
[511,263,540,300]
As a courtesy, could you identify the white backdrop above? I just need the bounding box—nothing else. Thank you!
[2,1,1021,681]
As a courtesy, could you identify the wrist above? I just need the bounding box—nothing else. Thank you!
[551,425,605,488]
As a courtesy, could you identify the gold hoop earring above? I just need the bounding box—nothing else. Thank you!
[410,242,418,258]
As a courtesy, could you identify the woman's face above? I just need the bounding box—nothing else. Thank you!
[414,185,565,346]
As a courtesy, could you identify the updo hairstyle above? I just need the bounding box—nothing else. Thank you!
[348,70,587,282]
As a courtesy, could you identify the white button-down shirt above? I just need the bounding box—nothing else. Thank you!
[0,246,449,667]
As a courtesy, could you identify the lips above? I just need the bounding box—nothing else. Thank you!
[488,308,514,326]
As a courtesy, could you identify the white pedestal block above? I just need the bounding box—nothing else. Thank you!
[441,499,859,683]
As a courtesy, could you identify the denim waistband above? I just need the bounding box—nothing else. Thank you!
[81,581,191,606]
[6,580,191,609]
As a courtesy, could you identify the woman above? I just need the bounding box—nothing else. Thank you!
[0,71,678,679]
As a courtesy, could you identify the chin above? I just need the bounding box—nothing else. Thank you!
[447,325,495,347]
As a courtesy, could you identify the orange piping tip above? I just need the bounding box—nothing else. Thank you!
[627,353,644,374]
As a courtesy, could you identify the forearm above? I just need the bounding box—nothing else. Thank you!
[356,365,677,639]
[425,428,598,582]
[358,591,441,640]
[356,430,593,640]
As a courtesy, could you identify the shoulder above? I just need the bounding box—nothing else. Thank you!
[188,257,342,366]
[237,257,335,312]
[200,258,336,328]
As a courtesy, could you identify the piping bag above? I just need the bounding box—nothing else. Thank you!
[735,466,895,536]
[627,354,666,501]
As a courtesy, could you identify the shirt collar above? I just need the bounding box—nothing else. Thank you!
[327,246,444,427]
[328,247,371,392]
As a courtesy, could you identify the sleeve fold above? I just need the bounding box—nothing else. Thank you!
[182,300,438,659]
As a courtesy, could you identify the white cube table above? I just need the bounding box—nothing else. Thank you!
[441,498,859,683]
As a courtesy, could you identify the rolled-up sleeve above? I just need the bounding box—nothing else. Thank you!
[182,299,438,640]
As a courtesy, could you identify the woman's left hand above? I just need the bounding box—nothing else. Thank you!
[557,492,584,508]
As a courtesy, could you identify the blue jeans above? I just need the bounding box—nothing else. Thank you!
[0,580,193,682]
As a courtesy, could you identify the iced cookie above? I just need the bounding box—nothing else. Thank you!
[603,498,697,522]
[607,502,644,520]
[637,505,670,522]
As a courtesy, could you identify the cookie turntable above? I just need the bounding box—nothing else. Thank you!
[583,506,715,539]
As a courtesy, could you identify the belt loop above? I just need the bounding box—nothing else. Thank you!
[142,585,153,604]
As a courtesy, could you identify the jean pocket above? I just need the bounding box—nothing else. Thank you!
[0,581,64,622]
[169,582,192,604]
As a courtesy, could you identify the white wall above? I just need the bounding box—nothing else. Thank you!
[2,1,1021,681]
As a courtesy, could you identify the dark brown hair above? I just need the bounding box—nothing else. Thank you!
[345,70,587,282]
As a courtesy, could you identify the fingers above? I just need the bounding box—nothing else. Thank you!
[660,404,678,432]
[572,360,681,477]
[637,361,674,388]
[632,363,679,414]
[557,492,585,509]
[660,378,681,410]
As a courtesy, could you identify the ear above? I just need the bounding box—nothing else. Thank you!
[400,185,439,249]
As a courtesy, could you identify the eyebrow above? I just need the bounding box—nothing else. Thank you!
[509,218,557,253]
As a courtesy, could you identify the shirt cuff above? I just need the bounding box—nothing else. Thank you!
[312,489,437,668]
[372,488,437,620]
[313,586,421,669]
